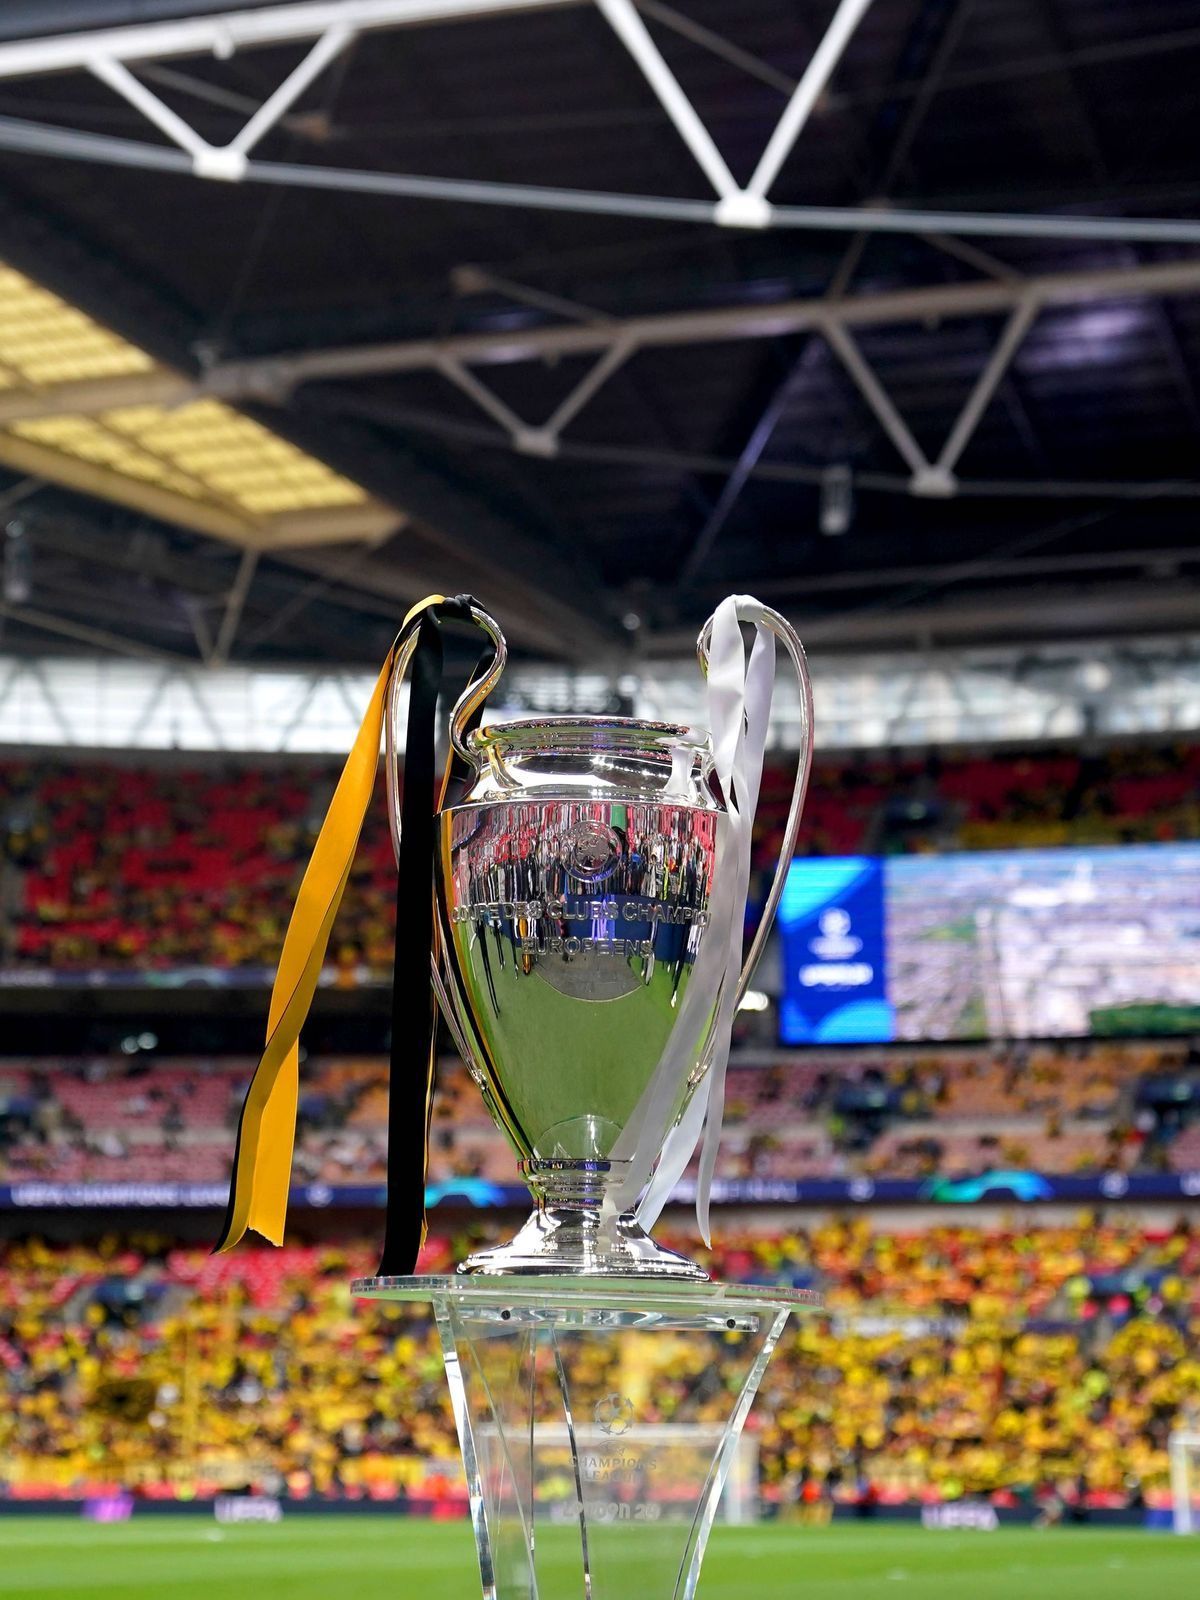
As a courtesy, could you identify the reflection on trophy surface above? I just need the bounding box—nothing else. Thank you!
[434,722,723,1275]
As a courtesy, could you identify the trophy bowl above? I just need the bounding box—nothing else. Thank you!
[436,714,722,1278]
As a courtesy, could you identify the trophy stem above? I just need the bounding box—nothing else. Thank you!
[526,1156,623,1210]
[457,1160,708,1280]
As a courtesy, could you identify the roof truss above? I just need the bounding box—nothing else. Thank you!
[0,0,1198,245]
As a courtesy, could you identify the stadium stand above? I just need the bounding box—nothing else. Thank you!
[2,1041,1199,1190]
[3,740,1199,971]
[755,741,1200,866]
[0,761,393,973]
[2,745,1198,1522]
[2,1217,1197,1509]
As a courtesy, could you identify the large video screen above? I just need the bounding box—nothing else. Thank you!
[777,843,1200,1044]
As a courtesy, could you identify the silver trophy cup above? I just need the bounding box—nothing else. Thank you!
[386,599,812,1278]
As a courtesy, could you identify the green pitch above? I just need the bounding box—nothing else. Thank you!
[0,1510,1196,1600]
[2,1517,1195,1599]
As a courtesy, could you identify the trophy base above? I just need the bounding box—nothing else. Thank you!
[351,1277,822,1600]
[458,1205,708,1280]
[458,1158,708,1280]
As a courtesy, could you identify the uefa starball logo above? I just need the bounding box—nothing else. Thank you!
[800,904,873,990]
[809,907,862,959]
[593,1393,634,1436]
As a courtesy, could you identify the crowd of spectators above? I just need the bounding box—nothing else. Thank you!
[0,760,394,974]
[2,1216,1197,1509]
[2,739,1198,973]
[753,738,1200,868]
[3,1040,1199,1190]
[2,745,1197,1515]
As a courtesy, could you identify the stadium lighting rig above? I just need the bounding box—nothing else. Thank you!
[3,517,32,604]
[819,464,854,537]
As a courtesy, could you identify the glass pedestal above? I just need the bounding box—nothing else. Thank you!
[354,1275,820,1600]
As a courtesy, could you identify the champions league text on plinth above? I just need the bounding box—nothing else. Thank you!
[221,594,818,1600]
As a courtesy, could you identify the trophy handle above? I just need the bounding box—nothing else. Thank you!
[383,597,507,859]
[383,600,507,1081]
[695,599,814,1008]
[448,603,507,761]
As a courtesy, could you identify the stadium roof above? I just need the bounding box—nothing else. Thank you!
[0,0,1198,669]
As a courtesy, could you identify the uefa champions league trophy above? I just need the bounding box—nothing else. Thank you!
[349,594,821,1600]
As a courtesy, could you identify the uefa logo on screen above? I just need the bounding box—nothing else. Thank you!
[808,907,863,959]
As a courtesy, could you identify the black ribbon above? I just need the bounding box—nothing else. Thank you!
[378,595,494,1277]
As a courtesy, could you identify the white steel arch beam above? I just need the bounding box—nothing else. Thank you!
[3,0,872,217]
[0,1,578,78]
[596,0,874,226]
[2,107,1199,247]
[594,0,741,204]
[88,23,355,182]
[742,0,876,208]
[0,0,1194,246]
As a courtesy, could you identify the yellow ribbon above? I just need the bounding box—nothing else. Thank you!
[215,595,445,1251]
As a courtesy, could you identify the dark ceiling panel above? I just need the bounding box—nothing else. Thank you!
[0,0,1196,660]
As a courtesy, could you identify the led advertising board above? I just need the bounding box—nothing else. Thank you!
[778,844,1200,1043]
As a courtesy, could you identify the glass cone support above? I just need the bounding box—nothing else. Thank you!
[354,1276,821,1600]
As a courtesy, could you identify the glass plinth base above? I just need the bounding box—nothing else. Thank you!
[354,1277,820,1600]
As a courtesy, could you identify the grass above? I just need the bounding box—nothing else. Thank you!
[1,1516,1196,1600]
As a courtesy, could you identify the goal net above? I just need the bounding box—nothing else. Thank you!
[1169,1431,1200,1534]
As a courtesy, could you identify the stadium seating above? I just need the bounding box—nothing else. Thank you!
[2,1218,1196,1507]
[3,1041,1198,1189]
[0,760,395,973]
[753,739,1200,865]
[3,739,1199,972]
[3,747,1199,1518]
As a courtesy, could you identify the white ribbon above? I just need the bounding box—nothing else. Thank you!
[609,595,776,1242]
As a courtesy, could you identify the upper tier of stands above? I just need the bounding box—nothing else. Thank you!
[1,739,1197,972]
[0,761,393,972]
[2,1040,1197,1189]
[757,739,1200,865]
